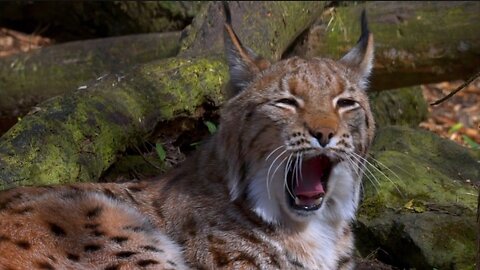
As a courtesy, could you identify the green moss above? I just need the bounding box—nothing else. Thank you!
[244,2,324,60]
[322,2,480,61]
[138,57,228,119]
[180,2,324,60]
[430,217,476,263]
[0,55,232,190]
[0,32,181,117]
[361,127,478,215]
[357,126,478,269]
[362,150,477,212]
[369,86,428,127]
[299,2,480,90]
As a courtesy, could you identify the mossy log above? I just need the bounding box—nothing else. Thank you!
[291,1,480,91]
[179,1,320,60]
[4,1,478,121]
[0,1,203,41]
[0,32,181,119]
[0,2,326,189]
[369,86,428,128]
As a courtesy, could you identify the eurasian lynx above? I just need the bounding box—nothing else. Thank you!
[0,5,375,270]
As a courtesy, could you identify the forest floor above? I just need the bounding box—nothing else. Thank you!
[420,79,480,149]
[1,27,478,270]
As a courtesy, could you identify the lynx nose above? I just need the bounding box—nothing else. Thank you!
[311,128,335,147]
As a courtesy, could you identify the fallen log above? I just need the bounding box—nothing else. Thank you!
[290,1,480,91]
[4,1,478,122]
[0,1,203,41]
[0,32,181,119]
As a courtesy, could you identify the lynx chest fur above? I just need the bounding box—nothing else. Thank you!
[0,7,375,270]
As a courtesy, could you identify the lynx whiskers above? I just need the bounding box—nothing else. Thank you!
[0,4,376,270]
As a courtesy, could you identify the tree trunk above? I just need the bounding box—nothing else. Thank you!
[289,1,480,91]
[0,2,203,41]
[0,32,181,120]
[0,1,326,189]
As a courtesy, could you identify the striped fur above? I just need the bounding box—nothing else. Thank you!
[0,9,374,270]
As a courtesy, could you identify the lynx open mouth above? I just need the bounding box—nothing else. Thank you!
[286,155,333,211]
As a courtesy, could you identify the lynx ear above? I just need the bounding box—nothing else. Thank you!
[340,10,374,87]
[223,2,270,96]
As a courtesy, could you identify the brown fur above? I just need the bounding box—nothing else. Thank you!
[0,8,375,270]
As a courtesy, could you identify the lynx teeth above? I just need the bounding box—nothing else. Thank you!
[294,196,323,206]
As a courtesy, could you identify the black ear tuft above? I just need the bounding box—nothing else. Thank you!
[357,9,370,56]
[361,10,369,37]
[222,2,270,97]
[223,1,232,25]
[340,9,374,88]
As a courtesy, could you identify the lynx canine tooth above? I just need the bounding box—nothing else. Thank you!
[295,197,302,205]
[314,197,323,205]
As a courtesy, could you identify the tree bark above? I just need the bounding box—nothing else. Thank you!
[0,1,326,189]
[289,1,480,91]
[0,32,181,120]
[179,1,321,61]
[0,2,203,41]
[4,1,478,123]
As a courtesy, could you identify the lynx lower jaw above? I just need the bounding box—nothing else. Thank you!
[294,196,323,206]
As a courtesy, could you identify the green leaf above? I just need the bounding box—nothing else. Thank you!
[403,199,414,210]
[155,143,167,161]
[462,135,480,149]
[403,199,425,213]
[190,141,201,148]
[448,122,463,134]
[204,121,217,134]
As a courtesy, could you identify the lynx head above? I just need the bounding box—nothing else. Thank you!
[217,8,375,225]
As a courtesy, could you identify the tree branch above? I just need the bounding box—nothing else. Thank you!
[430,70,480,106]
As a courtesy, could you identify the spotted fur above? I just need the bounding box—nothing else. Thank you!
[0,7,374,270]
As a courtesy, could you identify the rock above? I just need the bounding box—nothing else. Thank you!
[369,86,428,128]
[355,126,478,269]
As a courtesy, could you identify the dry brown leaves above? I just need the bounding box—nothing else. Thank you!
[420,78,480,149]
[0,27,52,57]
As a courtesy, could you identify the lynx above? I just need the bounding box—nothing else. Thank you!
[0,5,375,270]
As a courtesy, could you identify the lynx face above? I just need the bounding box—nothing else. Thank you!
[220,11,375,225]
[0,7,374,270]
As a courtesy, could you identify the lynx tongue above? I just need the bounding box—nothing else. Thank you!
[293,156,329,206]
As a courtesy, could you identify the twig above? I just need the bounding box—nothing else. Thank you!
[430,70,480,106]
